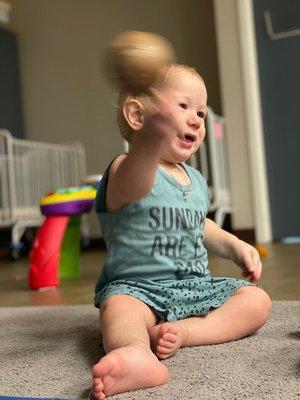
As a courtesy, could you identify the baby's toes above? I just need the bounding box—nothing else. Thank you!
[160,322,178,335]
[162,332,177,343]
[156,345,172,357]
[158,337,174,349]
[92,378,104,393]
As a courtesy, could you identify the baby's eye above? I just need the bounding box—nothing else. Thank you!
[197,111,206,118]
[179,103,187,110]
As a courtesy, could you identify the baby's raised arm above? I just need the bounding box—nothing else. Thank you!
[104,30,177,212]
[106,91,178,212]
[106,134,163,212]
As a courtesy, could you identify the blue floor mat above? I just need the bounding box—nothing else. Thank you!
[0,397,66,400]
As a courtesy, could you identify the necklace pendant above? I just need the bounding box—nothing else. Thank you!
[182,191,188,200]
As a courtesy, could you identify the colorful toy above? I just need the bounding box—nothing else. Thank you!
[29,186,96,290]
[40,186,95,216]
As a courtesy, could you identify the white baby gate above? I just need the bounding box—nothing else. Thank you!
[0,130,87,257]
[190,106,232,227]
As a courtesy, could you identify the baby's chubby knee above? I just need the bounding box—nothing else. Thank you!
[100,294,133,315]
[255,288,272,323]
[100,294,158,326]
[238,286,272,326]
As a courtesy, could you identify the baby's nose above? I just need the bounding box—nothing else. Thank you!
[187,115,201,129]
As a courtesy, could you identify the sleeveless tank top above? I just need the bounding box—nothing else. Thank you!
[94,160,211,296]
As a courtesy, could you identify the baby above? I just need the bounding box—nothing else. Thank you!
[91,63,272,399]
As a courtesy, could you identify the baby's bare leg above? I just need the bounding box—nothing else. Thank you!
[150,286,271,358]
[92,294,168,399]
[179,286,271,346]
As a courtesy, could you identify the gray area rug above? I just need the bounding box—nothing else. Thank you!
[0,301,299,399]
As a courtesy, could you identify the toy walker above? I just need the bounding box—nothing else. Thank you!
[29,186,96,290]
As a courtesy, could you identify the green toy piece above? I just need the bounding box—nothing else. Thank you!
[59,216,81,280]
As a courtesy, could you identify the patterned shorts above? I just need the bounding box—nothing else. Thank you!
[94,276,256,321]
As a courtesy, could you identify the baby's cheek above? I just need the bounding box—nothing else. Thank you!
[198,127,206,144]
[198,125,205,139]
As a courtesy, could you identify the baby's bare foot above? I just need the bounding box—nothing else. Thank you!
[91,343,168,399]
[149,322,186,359]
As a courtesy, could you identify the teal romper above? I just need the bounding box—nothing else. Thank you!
[94,160,254,321]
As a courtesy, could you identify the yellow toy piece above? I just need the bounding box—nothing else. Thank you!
[40,186,96,206]
[255,245,268,257]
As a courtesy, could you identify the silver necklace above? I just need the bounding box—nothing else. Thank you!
[165,163,191,201]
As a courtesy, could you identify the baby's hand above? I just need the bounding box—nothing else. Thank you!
[229,239,262,282]
[141,88,180,140]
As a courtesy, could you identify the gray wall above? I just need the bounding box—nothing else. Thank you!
[253,0,300,239]
[0,27,24,138]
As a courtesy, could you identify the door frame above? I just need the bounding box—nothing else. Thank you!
[214,0,272,243]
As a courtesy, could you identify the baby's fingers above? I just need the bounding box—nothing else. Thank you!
[148,87,167,105]
[243,254,255,274]
[253,259,262,281]
[241,254,260,282]
[251,249,262,280]
[147,88,174,117]
[145,88,178,132]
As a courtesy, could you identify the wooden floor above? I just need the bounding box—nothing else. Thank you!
[0,243,299,307]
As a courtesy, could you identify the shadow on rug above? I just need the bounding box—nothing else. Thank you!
[0,301,298,399]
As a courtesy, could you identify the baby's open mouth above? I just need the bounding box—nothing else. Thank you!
[184,134,196,142]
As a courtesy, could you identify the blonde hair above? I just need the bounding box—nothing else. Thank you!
[116,64,203,142]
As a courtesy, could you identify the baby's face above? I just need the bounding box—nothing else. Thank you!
[157,69,207,164]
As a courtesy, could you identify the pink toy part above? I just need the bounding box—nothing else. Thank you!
[214,121,224,139]
[29,216,69,289]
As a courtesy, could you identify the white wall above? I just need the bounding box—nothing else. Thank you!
[214,0,254,230]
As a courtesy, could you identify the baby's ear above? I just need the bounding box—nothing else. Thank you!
[123,99,144,131]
